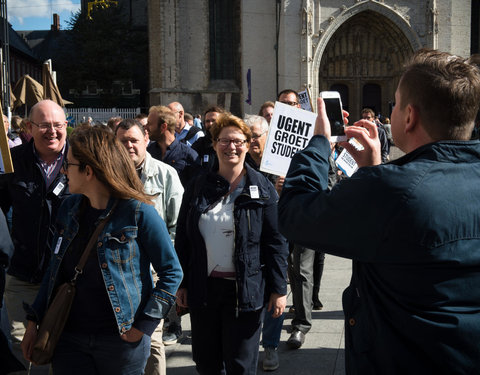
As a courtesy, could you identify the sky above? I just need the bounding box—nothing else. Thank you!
[8,0,81,31]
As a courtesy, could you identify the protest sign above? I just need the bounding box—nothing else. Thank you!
[335,148,358,177]
[298,89,312,112]
[260,101,317,176]
[0,104,13,173]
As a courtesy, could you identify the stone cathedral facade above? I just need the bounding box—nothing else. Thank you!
[148,0,478,119]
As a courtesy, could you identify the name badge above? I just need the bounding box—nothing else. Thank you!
[203,155,209,163]
[52,181,65,196]
[54,237,63,254]
[249,185,259,199]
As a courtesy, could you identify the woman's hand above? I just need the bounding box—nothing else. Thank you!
[21,320,38,362]
[267,293,287,318]
[120,327,144,343]
[176,288,188,308]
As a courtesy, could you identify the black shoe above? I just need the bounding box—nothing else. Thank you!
[312,300,323,310]
[287,330,305,349]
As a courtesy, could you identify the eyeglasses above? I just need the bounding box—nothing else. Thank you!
[216,138,248,147]
[251,131,267,140]
[63,160,82,170]
[30,121,66,131]
[280,100,298,106]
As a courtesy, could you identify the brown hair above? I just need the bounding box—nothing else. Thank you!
[204,105,225,118]
[107,116,122,132]
[69,125,152,204]
[148,105,177,133]
[277,89,299,102]
[361,108,375,118]
[258,101,274,116]
[115,118,146,136]
[398,48,480,140]
[210,113,252,144]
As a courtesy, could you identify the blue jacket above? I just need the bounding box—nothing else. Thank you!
[279,135,480,374]
[147,138,199,186]
[30,195,183,335]
[175,163,288,311]
[0,140,69,283]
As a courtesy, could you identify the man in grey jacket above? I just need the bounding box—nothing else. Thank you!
[116,119,183,375]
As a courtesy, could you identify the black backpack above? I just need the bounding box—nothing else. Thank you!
[181,126,201,144]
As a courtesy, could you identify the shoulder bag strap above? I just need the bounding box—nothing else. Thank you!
[70,200,118,284]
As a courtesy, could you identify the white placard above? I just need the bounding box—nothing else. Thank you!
[260,102,317,177]
[335,149,358,177]
[298,89,313,112]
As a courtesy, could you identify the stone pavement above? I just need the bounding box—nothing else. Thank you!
[165,255,352,375]
[164,146,402,374]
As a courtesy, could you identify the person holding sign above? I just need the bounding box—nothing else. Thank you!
[175,113,288,374]
[0,100,70,372]
[278,49,480,373]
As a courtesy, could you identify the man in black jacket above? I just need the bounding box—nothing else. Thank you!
[0,100,69,369]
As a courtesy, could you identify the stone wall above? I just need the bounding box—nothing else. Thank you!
[147,0,474,117]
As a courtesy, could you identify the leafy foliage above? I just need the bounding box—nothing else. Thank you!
[54,3,148,107]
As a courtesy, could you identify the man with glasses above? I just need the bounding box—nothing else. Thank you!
[0,99,69,372]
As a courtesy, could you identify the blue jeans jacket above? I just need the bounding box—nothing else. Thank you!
[30,195,183,335]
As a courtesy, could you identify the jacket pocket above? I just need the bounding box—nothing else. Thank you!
[105,227,138,264]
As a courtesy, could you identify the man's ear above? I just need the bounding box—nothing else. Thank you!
[161,122,168,133]
[404,104,420,134]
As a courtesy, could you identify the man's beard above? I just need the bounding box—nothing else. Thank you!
[150,130,166,143]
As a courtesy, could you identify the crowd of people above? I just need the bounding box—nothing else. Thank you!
[1,47,480,375]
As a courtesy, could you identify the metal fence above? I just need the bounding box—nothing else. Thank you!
[65,108,141,125]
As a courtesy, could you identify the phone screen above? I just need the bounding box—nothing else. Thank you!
[323,98,345,137]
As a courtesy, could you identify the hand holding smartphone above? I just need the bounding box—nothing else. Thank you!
[319,91,347,142]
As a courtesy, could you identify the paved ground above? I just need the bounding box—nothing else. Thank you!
[165,146,402,374]
[165,255,352,375]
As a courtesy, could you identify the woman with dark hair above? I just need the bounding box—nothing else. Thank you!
[21,125,183,374]
[175,113,288,374]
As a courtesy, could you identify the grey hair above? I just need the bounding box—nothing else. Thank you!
[243,114,269,133]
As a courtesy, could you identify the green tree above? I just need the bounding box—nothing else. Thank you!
[54,3,148,107]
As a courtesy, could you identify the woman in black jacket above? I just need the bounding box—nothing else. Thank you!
[175,113,288,374]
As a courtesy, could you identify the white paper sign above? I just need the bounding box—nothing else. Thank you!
[336,149,358,177]
[298,89,313,112]
[260,102,317,177]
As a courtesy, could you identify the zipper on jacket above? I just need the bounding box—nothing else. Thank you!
[233,205,240,318]
[235,280,239,318]
[246,209,251,232]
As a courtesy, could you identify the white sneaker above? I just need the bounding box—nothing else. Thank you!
[263,347,279,371]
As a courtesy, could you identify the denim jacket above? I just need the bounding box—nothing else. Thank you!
[30,195,183,335]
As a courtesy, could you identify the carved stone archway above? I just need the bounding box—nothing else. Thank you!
[317,10,414,120]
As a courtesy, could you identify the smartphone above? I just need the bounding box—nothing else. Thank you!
[319,91,346,142]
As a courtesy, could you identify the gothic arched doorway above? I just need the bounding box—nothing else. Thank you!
[319,10,414,121]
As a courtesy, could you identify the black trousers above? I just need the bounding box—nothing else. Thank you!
[189,278,264,375]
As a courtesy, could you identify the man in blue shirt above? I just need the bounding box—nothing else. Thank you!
[168,102,204,147]
[147,105,199,187]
